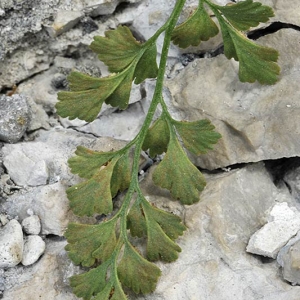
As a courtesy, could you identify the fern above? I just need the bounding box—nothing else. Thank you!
[55,0,280,299]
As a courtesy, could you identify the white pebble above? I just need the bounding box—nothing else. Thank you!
[0,220,24,268]
[22,235,46,266]
[22,215,41,235]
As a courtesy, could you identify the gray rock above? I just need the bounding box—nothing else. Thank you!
[284,166,300,202]
[0,220,23,268]
[2,183,70,236]
[21,235,46,266]
[277,233,300,285]
[0,49,52,90]
[81,16,99,35]
[2,129,128,235]
[77,99,149,140]
[3,143,49,186]
[166,29,300,169]
[44,10,84,37]
[26,97,50,132]
[3,240,80,299]
[17,68,61,113]
[2,128,99,187]
[135,163,300,299]
[21,215,41,235]
[51,73,68,89]
[246,203,300,258]
[0,94,30,143]
[0,214,9,226]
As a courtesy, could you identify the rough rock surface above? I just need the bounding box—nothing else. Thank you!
[246,203,300,258]
[3,240,79,300]
[0,220,23,268]
[166,29,300,169]
[0,94,30,143]
[134,163,300,300]
[278,233,300,285]
[21,235,46,266]
[21,215,41,235]
[1,183,70,236]
[2,129,127,187]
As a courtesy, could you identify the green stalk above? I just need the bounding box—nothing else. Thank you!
[117,0,187,239]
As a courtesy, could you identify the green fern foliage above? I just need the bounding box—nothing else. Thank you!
[55,0,280,299]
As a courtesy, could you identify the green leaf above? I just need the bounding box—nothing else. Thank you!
[142,116,170,157]
[90,26,142,73]
[141,199,186,240]
[208,3,280,84]
[104,67,135,109]
[66,158,119,216]
[91,284,112,300]
[221,20,280,84]
[231,29,279,84]
[153,134,206,205]
[90,25,158,83]
[110,152,131,197]
[140,198,185,262]
[65,220,117,267]
[68,146,117,179]
[173,119,221,155]
[69,260,111,300]
[56,71,129,122]
[134,43,158,84]
[69,261,127,300]
[127,200,147,238]
[118,243,161,294]
[215,0,274,31]
[171,4,219,48]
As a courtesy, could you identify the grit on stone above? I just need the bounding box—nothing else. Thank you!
[0,0,300,299]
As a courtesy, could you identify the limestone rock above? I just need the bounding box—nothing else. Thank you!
[3,143,50,187]
[3,240,80,299]
[246,203,300,258]
[166,29,300,169]
[265,0,300,27]
[26,97,50,132]
[0,220,23,268]
[0,95,30,143]
[21,215,41,235]
[2,128,112,187]
[45,10,84,37]
[277,233,300,285]
[77,99,149,140]
[1,183,71,236]
[21,235,46,266]
[135,163,300,300]
[0,49,51,90]
[1,129,128,235]
[284,166,300,203]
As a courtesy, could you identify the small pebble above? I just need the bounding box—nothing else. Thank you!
[22,215,41,235]
[0,219,24,268]
[22,235,46,266]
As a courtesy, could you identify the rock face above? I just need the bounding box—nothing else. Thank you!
[3,240,79,300]
[0,95,30,143]
[278,233,300,285]
[1,183,70,236]
[135,163,300,300]
[246,203,300,258]
[0,220,23,268]
[166,29,300,169]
